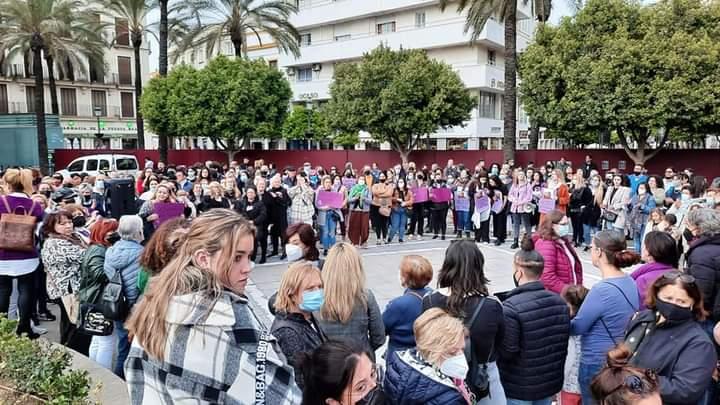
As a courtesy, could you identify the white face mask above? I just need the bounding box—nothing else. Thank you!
[554,223,570,237]
[285,243,303,262]
[440,353,469,380]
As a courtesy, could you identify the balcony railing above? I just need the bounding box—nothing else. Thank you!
[3,101,130,118]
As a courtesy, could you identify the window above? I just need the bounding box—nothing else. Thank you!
[299,33,312,47]
[86,159,99,171]
[91,90,107,116]
[121,92,134,117]
[68,160,84,172]
[487,50,496,66]
[60,88,77,116]
[268,60,278,69]
[0,84,7,114]
[99,159,110,171]
[25,86,36,113]
[334,34,351,42]
[116,158,137,170]
[115,18,129,46]
[415,12,426,28]
[479,91,497,119]
[376,22,396,34]
[121,139,137,149]
[117,56,132,85]
[224,41,233,55]
[89,58,104,83]
[297,67,312,82]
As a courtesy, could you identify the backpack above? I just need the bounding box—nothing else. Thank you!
[464,297,492,399]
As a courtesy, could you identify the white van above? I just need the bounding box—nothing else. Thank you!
[56,154,139,179]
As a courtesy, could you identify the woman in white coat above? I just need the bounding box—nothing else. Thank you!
[601,174,631,232]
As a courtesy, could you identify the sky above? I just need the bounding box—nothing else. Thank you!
[145,1,577,72]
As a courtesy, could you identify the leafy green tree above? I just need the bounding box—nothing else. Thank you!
[519,0,720,164]
[325,46,474,164]
[173,0,300,60]
[281,105,330,141]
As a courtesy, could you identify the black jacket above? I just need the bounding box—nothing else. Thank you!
[270,311,327,388]
[233,197,267,228]
[569,186,593,220]
[625,310,717,405]
[496,281,570,401]
[685,235,720,320]
[262,187,291,226]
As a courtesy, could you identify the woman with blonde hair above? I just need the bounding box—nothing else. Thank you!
[569,173,593,247]
[124,209,300,404]
[384,308,472,404]
[199,181,231,212]
[271,262,327,387]
[583,174,605,251]
[317,242,385,356]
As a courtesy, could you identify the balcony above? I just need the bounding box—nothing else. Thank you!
[431,116,504,138]
[280,16,504,67]
[454,63,505,90]
[289,78,332,101]
[3,101,130,118]
[292,0,437,28]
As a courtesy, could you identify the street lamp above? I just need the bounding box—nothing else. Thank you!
[93,106,103,139]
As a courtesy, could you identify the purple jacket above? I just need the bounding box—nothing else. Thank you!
[0,194,45,261]
[509,183,533,213]
[631,262,674,309]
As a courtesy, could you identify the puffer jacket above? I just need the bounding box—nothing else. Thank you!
[497,281,570,401]
[104,239,143,305]
[685,234,720,320]
[384,349,467,405]
[533,235,583,294]
[79,244,109,305]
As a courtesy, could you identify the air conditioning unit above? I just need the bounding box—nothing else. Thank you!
[491,79,496,88]
[286,67,296,76]
[312,63,322,72]
[497,81,505,88]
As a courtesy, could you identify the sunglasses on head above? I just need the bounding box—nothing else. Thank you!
[662,271,696,284]
[606,370,657,397]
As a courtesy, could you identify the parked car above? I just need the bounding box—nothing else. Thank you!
[56,154,139,179]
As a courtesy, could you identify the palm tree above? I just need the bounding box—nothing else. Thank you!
[157,0,170,162]
[0,0,95,174]
[439,0,555,161]
[173,0,300,62]
[104,0,156,150]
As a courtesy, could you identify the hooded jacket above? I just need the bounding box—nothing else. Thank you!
[104,239,143,305]
[533,235,583,294]
[685,234,720,320]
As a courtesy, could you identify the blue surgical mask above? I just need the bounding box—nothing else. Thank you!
[299,289,324,312]
[555,223,570,237]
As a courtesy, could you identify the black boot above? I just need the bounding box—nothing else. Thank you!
[510,239,519,249]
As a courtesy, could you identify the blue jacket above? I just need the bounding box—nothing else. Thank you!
[497,281,570,400]
[383,287,432,358]
[384,349,467,405]
[104,239,143,305]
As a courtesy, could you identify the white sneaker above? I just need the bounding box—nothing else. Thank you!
[31,320,48,335]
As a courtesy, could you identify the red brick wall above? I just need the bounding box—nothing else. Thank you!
[52,149,720,177]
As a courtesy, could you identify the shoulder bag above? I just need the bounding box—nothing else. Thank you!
[464,296,492,399]
[0,196,38,252]
[98,269,129,321]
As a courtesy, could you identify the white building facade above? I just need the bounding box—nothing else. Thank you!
[0,13,151,150]
[279,0,536,151]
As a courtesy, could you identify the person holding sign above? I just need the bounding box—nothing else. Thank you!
[347,175,373,247]
[332,176,350,242]
[315,176,345,256]
[430,172,451,240]
[408,173,429,240]
[471,174,492,243]
[388,178,414,243]
[371,171,394,245]
[489,175,509,246]
[508,170,534,249]
[453,178,471,239]
[138,184,180,241]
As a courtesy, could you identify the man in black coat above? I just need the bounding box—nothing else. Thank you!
[497,241,570,404]
[263,175,291,259]
[685,208,720,321]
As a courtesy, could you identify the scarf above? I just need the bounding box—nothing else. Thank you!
[349,183,367,209]
[49,232,87,249]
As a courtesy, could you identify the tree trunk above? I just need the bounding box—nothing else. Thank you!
[502,0,518,163]
[132,34,145,150]
[31,36,49,175]
[158,0,169,163]
[399,149,410,166]
[528,120,540,150]
[232,37,243,58]
[44,52,59,115]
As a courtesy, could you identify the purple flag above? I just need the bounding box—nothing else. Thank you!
[153,202,185,228]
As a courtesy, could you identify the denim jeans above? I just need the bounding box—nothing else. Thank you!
[388,207,408,242]
[633,223,646,252]
[477,361,507,405]
[89,332,116,370]
[579,360,604,405]
[583,223,599,247]
[506,397,552,405]
[455,210,470,233]
[320,212,338,250]
[114,320,130,378]
[511,212,531,241]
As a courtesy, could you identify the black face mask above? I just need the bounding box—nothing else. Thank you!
[42,190,52,198]
[72,216,86,228]
[364,170,370,175]
[634,171,641,175]
[655,297,693,322]
[106,232,121,244]
[512,270,521,288]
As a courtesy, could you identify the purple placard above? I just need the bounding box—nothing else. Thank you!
[538,198,555,214]
[317,190,344,209]
[454,197,470,212]
[341,177,356,189]
[491,198,504,214]
[153,202,185,228]
[430,187,452,203]
[475,196,491,212]
[411,187,429,203]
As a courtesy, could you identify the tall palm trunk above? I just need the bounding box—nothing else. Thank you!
[132,32,145,149]
[158,0,169,162]
[502,0,517,162]
[31,34,49,174]
[44,51,59,115]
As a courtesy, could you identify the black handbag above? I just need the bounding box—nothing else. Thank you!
[464,297,492,399]
[98,269,129,321]
[78,303,114,336]
[602,210,619,223]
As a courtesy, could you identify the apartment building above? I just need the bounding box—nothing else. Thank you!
[279,0,536,151]
[0,13,151,150]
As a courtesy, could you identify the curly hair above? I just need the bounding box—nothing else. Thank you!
[139,217,191,275]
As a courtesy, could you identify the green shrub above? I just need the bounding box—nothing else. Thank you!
[0,316,94,404]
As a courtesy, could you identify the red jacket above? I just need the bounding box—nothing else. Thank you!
[533,234,583,294]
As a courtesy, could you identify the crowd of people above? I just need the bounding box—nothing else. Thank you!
[0,153,720,405]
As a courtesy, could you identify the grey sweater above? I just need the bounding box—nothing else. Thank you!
[317,289,385,355]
